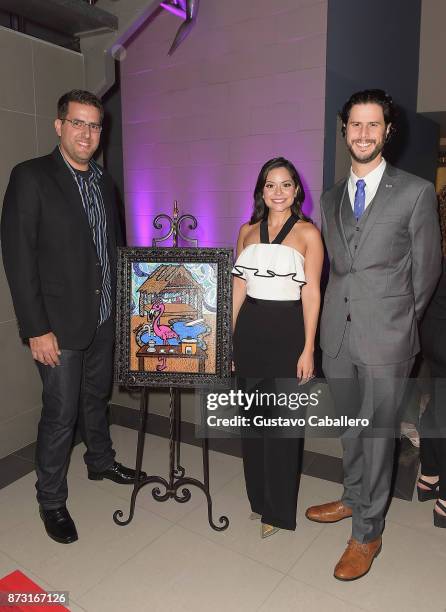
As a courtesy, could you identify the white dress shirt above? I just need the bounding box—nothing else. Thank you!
[348,158,387,211]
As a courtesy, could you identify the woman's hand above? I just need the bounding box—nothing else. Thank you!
[297,349,314,384]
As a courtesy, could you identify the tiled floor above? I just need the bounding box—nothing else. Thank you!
[0,425,445,612]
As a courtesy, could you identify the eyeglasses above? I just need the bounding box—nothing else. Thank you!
[62,118,103,132]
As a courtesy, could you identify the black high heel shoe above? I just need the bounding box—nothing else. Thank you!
[433,501,446,528]
[417,477,439,502]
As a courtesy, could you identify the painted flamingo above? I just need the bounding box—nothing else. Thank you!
[149,301,179,371]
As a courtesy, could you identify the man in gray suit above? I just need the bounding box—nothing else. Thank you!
[306,90,441,580]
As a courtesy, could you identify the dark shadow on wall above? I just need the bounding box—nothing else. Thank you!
[386,109,439,181]
[323,0,439,190]
[102,60,127,244]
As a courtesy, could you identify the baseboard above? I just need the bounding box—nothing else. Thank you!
[0,403,418,501]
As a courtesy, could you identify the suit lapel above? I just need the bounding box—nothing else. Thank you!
[334,179,352,260]
[50,147,97,251]
[353,164,398,259]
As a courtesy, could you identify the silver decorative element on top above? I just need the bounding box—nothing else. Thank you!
[152,200,198,247]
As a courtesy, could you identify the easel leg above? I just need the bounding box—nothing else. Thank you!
[168,387,175,490]
[113,387,229,530]
[174,388,185,478]
[114,387,148,525]
[200,390,229,531]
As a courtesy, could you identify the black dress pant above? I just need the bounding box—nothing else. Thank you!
[420,315,446,499]
[35,318,116,509]
[233,298,305,530]
[239,384,304,530]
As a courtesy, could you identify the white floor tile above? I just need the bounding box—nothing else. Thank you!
[79,432,243,524]
[259,575,367,611]
[66,601,88,612]
[179,473,325,573]
[385,493,443,535]
[289,517,446,612]
[78,524,283,612]
[0,551,23,578]
[0,476,172,599]
[299,473,344,503]
[0,424,441,611]
[0,473,38,536]
[0,555,58,603]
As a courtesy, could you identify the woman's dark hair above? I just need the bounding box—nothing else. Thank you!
[339,89,397,141]
[57,89,104,123]
[249,157,310,224]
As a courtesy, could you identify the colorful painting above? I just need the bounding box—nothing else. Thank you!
[115,247,233,388]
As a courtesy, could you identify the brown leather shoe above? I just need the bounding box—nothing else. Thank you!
[334,537,382,581]
[305,500,352,523]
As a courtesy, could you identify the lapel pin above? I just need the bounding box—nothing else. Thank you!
[385,184,393,188]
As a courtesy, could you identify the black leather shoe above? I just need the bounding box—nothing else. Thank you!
[39,506,78,544]
[88,461,147,484]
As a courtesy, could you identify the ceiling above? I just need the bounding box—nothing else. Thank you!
[0,0,118,37]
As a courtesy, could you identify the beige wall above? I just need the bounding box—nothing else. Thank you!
[418,0,446,113]
[0,27,85,459]
[80,0,160,94]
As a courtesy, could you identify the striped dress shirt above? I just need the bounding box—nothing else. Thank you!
[59,147,112,326]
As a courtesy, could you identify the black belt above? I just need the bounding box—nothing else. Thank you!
[246,296,300,306]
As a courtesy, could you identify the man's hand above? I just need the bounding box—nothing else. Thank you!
[29,332,61,367]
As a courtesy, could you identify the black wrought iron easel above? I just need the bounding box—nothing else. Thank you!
[113,201,229,531]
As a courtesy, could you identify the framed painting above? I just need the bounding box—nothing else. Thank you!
[115,247,233,388]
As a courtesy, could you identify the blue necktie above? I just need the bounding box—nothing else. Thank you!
[354,179,366,221]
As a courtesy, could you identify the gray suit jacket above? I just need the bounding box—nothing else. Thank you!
[320,164,442,365]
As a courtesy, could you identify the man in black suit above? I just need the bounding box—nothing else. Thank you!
[1,89,145,544]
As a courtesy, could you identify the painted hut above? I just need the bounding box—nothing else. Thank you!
[137,264,203,322]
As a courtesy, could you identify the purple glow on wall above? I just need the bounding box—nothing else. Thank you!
[300,176,314,220]
[121,0,327,247]
[125,192,157,246]
[160,3,186,20]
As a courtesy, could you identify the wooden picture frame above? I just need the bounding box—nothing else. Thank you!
[114,247,233,388]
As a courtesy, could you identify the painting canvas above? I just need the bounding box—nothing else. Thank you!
[115,247,233,387]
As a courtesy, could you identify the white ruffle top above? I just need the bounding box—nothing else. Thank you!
[232,243,306,300]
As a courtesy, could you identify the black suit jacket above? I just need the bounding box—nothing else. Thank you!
[1,147,123,349]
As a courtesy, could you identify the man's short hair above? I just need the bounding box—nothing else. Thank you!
[339,89,396,140]
[57,89,104,123]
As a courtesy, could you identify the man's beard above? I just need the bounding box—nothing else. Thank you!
[347,139,385,164]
